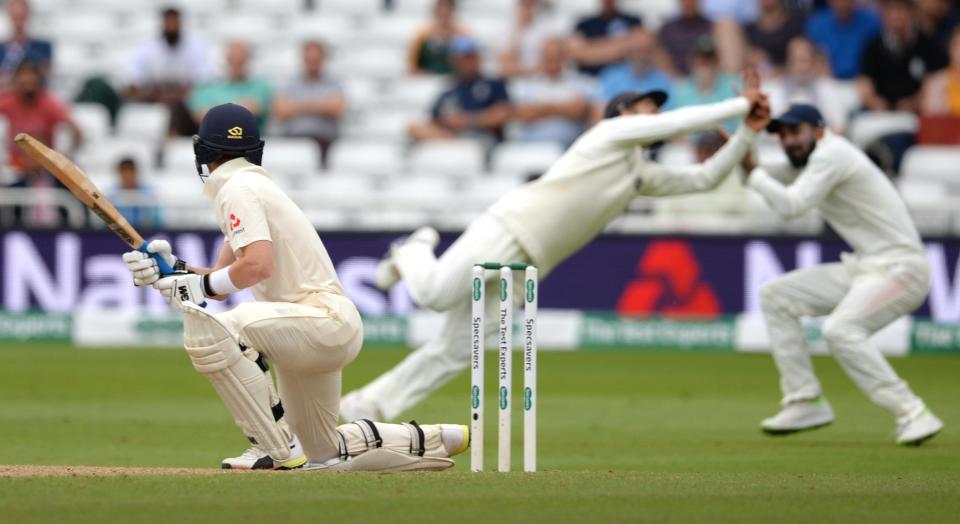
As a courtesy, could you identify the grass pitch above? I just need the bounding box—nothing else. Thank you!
[0,344,958,523]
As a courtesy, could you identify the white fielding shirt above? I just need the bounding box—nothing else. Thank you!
[748,131,924,261]
[203,158,345,304]
[489,97,752,273]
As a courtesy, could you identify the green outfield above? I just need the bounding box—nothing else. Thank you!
[0,344,958,523]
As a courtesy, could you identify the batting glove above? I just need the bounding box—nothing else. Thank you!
[122,240,185,287]
[155,273,207,309]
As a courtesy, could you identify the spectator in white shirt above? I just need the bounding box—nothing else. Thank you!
[511,38,592,147]
[765,36,848,133]
[125,7,214,136]
[498,0,567,78]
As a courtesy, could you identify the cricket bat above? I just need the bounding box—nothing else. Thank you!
[14,133,175,275]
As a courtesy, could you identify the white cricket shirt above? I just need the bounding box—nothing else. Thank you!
[748,131,924,260]
[489,97,752,273]
[203,158,345,304]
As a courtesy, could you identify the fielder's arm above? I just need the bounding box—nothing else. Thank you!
[637,125,758,196]
[748,155,842,219]
[599,97,750,146]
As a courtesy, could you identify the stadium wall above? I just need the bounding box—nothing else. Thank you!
[2,230,959,353]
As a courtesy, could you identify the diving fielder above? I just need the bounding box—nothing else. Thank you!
[342,81,770,421]
[123,104,468,470]
[745,104,942,445]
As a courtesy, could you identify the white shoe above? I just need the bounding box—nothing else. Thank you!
[896,408,944,446]
[761,397,835,435]
[339,390,383,422]
[439,424,470,457]
[221,434,307,470]
[373,227,440,291]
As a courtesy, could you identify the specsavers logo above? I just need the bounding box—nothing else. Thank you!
[227,126,244,139]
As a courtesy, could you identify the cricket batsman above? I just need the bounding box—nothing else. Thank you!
[122,103,468,471]
[341,73,771,421]
[744,104,943,445]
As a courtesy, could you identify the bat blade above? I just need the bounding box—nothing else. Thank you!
[14,133,145,249]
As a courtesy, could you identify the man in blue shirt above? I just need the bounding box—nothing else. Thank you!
[569,0,643,76]
[593,31,672,120]
[0,0,52,85]
[409,37,511,142]
[806,0,882,79]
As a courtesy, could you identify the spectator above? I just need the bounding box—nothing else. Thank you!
[0,0,51,88]
[658,0,714,76]
[125,6,214,136]
[510,38,592,147]
[409,37,511,142]
[859,0,948,112]
[272,41,345,163]
[499,0,567,78]
[408,0,470,75]
[917,0,960,48]
[0,62,82,173]
[806,0,881,79]
[568,0,642,77]
[109,157,162,229]
[188,41,272,129]
[593,31,672,120]
[670,36,740,133]
[701,0,760,23]
[767,36,848,132]
[920,27,960,115]
[745,0,808,72]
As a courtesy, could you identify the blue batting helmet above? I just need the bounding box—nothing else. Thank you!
[192,103,265,175]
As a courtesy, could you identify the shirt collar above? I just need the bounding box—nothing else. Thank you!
[202,157,270,199]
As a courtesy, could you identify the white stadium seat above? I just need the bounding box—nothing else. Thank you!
[332,46,408,80]
[847,111,918,147]
[116,103,170,144]
[318,0,383,16]
[408,139,485,177]
[71,103,112,143]
[161,137,198,174]
[327,140,404,177]
[383,77,447,111]
[364,15,425,47]
[900,146,960,186]
[300,173,377,204]
[234,0,307,15]
[262,137,323,176]
[290,15,358,49]
[382,175,456,202]
[208,14,282,46]
[76,138,156,173]
[342,109,417,141]
[462,174,525,204]
[490,141,564,176]
[41,12,117,45]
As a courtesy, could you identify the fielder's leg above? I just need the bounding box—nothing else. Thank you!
[758,263,850,434]
[180,301,306,470]
[818,258,942,444]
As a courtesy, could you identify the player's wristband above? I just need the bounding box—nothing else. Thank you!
[203,267,241,297]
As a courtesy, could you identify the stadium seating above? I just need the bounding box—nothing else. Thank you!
[327,140,405,177]
[848,112,919,148]
[900,146,960,187]
[490,141,564,177]
[116,103,170,144]
[76,138,155,176]
[408,139,485,177]
[71,103,112,144]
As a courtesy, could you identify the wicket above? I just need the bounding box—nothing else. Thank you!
[471,262,538,473]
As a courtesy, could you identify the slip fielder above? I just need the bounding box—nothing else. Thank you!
[746,104,943,445]
[123,104,468,471]
[341,74,771,421]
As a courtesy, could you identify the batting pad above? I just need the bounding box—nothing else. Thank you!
[180,301,292,461]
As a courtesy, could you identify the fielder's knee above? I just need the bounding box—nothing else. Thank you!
[760,280,790,315]
[821,317,868,347]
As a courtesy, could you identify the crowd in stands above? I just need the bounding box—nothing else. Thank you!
[1,0,959,230]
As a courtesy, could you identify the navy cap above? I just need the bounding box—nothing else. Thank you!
[603,89,669,119]
[449,36,479,56]
[767,104,826,133]
[193,103,265,175]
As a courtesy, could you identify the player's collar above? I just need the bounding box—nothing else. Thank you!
[202,158,271,199]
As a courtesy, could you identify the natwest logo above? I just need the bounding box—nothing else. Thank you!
[617,240,720,317]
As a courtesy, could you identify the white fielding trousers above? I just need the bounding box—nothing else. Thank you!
[358,213,533,420]
[760,253,930,420]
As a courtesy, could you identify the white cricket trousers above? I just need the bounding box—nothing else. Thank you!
[217,292,363,461]
[760,252,930,419]
[359,213,533,419]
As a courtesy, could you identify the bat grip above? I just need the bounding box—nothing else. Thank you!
[138,241,176,276]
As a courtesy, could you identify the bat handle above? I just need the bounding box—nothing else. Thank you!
[138,241,177,276]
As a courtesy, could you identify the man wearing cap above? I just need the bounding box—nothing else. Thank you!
[409,36,511,142]
[746,103,943,445]
[342,77,770,421]
[121,103,470,471]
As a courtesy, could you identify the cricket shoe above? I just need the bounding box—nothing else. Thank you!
[761,397,834,435]
[373,227,440,291]
[222,434,307,470]
[896,408,944,446]
[339,390,384,422]
[440,424,470,457]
